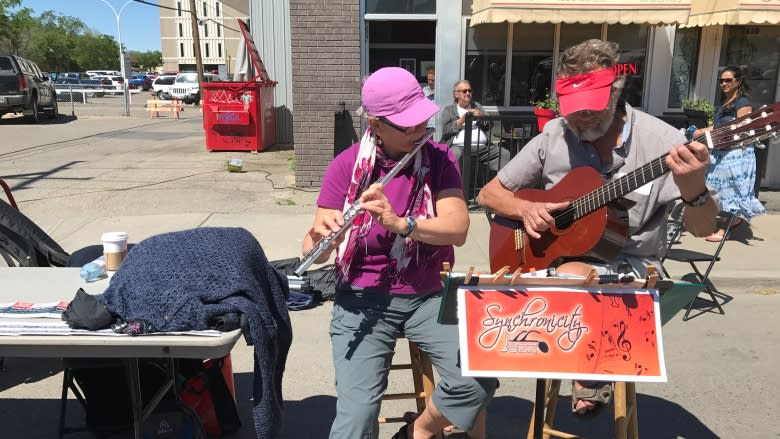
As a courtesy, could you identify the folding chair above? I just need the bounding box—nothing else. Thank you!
[661,211,737,321]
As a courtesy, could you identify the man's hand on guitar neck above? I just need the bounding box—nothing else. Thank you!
[665,140,719,237]
[477,178,569,240]
[665,140,710,200]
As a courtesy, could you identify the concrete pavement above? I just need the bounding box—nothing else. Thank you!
[1,97,779,438]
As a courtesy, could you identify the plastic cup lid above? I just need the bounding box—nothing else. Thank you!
[101,231,128,242]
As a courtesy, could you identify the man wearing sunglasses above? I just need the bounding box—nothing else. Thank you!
[477,39,718,419]
[440,80,510,180]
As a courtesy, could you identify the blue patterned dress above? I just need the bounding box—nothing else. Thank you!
[706,96,765,220]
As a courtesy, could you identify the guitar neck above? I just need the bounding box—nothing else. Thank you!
[572,153,670,220]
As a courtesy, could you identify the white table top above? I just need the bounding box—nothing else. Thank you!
[0,267,241,358]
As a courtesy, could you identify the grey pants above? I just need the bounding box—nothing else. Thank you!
[328,289,497,439]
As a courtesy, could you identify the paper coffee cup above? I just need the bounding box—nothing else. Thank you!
[102,231,128,271]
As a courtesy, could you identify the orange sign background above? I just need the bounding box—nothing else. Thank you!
[458,287,666,382]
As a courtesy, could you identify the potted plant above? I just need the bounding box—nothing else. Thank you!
[682,98,715,128]
[531,92,559,132]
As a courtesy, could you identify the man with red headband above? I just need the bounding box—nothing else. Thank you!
[477,39,718,416]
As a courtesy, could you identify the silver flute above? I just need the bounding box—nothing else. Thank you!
[293,128,435,276]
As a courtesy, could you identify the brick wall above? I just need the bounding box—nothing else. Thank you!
[290,0,362,187]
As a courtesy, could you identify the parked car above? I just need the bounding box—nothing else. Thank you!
[90,75,125,94]
[0,55,58,122]
[169,72,219,104]
[151,74,177,99]
[128,74,152,91]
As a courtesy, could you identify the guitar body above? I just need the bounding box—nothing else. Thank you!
[489,166,628,273]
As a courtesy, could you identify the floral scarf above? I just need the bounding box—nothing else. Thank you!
[335,128,434,283]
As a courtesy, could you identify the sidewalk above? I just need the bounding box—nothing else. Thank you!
[1,105,779,438]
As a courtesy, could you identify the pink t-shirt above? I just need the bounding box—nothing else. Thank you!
[317,141,463,294]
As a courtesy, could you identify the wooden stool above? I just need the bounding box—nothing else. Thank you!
[526,379,638,439]
[379,335,442,439]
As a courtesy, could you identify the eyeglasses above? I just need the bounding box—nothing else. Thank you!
[719,78,735,84]
[378,116,421,135]
[456,89,473,94]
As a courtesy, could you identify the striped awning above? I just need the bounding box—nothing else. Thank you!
[470,0,691,25]
[684,0,780,26]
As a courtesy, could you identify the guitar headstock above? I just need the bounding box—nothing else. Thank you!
[707,103,780,150]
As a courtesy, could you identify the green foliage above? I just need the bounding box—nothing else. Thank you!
[682,98,715,126]
[0,5,160,73]
[531,92,559,113]
[682,98,715,116]
[288,154,296,172]
[130,50,163,71]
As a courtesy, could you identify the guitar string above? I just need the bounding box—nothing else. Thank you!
[528,107,775,227]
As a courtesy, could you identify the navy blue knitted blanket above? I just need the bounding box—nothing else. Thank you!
[98,227,292,439]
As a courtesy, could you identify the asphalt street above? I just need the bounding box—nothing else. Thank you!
[0,96,778,438]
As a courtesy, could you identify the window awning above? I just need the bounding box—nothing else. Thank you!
[471,0,691,26]
[684,0,780,26]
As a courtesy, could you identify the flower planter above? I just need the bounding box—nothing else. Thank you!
[534,107,558,132]
[683,108,709,129]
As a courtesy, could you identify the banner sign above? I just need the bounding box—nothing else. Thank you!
[457,287,666,382]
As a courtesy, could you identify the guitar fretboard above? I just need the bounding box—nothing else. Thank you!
[572,154,670,219]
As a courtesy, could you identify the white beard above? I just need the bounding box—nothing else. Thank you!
[566,104,617,142]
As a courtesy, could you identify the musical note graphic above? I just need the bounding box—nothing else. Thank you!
[616,321,632,361]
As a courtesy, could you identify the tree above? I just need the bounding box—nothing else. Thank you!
[130,50,162,71]
[0,1,35,55]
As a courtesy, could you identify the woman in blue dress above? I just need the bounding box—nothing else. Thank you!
[694,66,765,241]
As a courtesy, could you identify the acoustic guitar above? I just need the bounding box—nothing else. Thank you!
[488,103,780,273]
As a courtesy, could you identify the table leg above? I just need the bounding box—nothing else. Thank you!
[533,378,545,439]
[125,358,143,439]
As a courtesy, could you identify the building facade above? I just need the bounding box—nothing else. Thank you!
[245,0,780,188]
[159,0,248,76]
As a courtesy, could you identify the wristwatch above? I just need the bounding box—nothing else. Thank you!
[682,188,711,207]
[399,216,417,238]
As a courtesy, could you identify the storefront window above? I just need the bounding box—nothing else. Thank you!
[510,23,555,106]
[365,0,435,14]
[719,26,780,107]
[607,24,648,108]
[559,24,602,52]
[667,27,700,108]
[465,23,507,106]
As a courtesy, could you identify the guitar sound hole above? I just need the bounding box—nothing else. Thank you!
[555,215,574,230]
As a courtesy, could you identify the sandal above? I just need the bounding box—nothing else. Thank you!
[391,423,411,439]
[571,381,613,417]
[443,425,468,438]
[705,233,725,242]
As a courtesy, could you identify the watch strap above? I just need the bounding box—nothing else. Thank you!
[681,188,711,207]
[399,216,416,238]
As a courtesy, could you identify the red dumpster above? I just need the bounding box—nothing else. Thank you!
[202,81,276,152]
[202,19,277,152]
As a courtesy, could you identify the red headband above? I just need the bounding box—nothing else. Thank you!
[555,68,616,116]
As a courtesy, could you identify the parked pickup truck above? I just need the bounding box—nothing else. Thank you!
[169,72,219,104]
[0,55,58,122]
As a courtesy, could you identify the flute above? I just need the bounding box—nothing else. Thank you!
[294,128,435,276]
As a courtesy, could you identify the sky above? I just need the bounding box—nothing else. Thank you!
[19,0,162,52]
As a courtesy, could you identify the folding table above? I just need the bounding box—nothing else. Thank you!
[0,267,242,439]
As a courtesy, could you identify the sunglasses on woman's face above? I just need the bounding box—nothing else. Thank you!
[379,117,421,135]
[719,77,735,84]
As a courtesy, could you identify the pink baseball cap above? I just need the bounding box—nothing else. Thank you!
[362,67,439,127]
[555,68,616,116]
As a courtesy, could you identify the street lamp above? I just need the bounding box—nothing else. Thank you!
[97,0,133,116]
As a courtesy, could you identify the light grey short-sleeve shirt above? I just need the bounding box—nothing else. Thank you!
[497,104,687,270]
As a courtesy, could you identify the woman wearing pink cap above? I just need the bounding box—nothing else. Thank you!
[301,67,496,439]
[478,39,717,418]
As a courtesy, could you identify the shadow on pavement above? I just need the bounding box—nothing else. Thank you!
[0,357,62,392]
[0,114,78,125]
[487,393,719,439]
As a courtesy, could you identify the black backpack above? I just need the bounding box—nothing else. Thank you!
[0,198,69,267]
